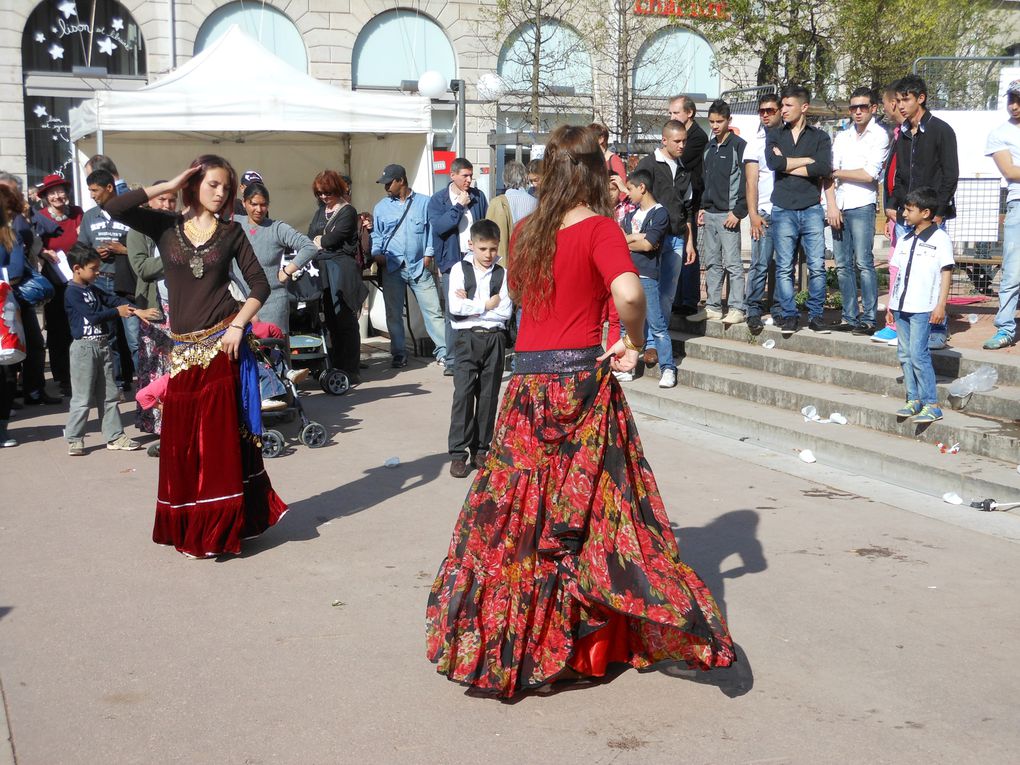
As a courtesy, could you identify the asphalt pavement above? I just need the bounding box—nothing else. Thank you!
[1,348,1018,764]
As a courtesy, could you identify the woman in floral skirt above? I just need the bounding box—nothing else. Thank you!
[426,125,735,697]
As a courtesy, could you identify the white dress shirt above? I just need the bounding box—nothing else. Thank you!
[743,126,776,215]
[832,119,890,210]
[449,183,473,254]
[447,253,513,330]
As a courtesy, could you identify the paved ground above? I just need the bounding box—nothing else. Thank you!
[2,346,1019,765]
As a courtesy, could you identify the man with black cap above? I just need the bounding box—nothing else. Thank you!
[235,169,263,216]
[371,164,447,368]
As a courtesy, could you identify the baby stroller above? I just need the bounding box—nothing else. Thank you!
[285,259,351,396]
[255,336,329,458]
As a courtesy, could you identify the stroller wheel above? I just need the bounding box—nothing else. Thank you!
[300,422,328,448]
[261,430,285,459]
[320,368,350,396]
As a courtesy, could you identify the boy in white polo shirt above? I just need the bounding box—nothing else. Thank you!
[889,187,954,423]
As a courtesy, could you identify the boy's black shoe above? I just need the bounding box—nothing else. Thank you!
[808,318,831,334]
[449,458,471,478]
[746,316,764,336]
[391,355,408,368]
[781,316,798,337]
[852,323,875,336]
[25,391,61,405]
[443,366,455,377]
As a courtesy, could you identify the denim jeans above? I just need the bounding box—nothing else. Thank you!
[440,270,458,367]
[701,211,745,312]
[746,211,774,318]
[832,203,877,325]
[895,221,948,337]
[994,200,1020,339]
[771,205,826,320]
[658,236,684,322]
[122,313,140,374]
[381,264,447,361]
[93,274,124,385]
[638,276,675,371]
[893,310,937,404]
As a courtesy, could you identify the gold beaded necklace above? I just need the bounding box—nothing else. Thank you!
[181,217,218,278]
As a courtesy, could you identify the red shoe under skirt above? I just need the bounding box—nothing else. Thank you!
[154,351,287,557]
[426,355,735,697]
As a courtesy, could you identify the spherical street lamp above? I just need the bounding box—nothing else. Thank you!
[417,70,448,99]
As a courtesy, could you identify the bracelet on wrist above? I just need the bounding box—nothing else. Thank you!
[230,323,244,330]
[622,335,641,352]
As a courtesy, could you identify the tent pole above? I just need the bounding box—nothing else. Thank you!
[71,143,81,206]
[96,128,104,154]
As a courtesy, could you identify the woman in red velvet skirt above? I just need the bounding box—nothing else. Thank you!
[426,126,735,697]
[105,156,287,558]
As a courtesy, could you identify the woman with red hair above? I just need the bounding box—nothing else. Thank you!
[104,155,287,558]
[426,125,735,697]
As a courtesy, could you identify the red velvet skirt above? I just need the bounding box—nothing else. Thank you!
[426,352,735,697]
[154,351,287,557]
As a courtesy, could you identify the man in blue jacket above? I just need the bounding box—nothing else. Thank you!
[428,158,488,373]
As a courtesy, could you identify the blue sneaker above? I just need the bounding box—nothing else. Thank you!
[913,404,943,423]
[872,326,897,344]
[895,400,922,417]
[983,330,1015,350]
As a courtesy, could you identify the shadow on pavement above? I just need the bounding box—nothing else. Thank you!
[0,606,11,622]
[240,452,449,556]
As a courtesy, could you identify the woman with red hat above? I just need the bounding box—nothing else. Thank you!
[33,173,83,394]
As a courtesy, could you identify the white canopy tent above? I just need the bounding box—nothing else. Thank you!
[69,25,434,228]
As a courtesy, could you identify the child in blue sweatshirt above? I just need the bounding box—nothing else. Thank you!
[64,243,158,455]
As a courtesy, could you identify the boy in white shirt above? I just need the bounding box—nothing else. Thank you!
[446,220,513,478]
[889,188,954,423]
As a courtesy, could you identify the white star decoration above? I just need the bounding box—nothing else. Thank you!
[48,42,64,60]
[34,32,45,43]
[111,17,123,31]
[96,37,116,56]
[57,1,77,19]
[33,104,48,119]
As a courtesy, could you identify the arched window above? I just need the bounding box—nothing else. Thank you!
[633,27,718,99]
[195,2,306,73]
[21,0,146,184]
[497,20,593,96]
[352,9,456,88]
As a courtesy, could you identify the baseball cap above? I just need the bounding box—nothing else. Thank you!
[377,164,406,185]
[241,170,263,185]
[1007,80,1020,100]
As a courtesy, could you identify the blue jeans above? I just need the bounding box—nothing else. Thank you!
[746,211,774,318]
[833,204,877,325]
[658,236,684,322]
[771,205,826,320]
[893,311,937,404]
[382,263,447,361]
[122,314,140,373]
[895,221,948,337]
[93,274,124,385]
[639,276,675,371]
[994,200,1020,339]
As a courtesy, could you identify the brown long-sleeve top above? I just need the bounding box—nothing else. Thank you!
[104,188,271,334]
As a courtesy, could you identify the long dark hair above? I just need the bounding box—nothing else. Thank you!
[508,125,612,315]
[181,154,238,220]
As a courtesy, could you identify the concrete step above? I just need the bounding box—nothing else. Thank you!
[671,331,1020,423]
[657,355,1020,464]
[671,314,1020,387]
[622,375,1020,505]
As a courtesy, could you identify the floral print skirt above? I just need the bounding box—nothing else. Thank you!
[135,301,172,434]
[426,350,735,697]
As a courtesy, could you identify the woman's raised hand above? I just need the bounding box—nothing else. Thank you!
[167,166,202,193]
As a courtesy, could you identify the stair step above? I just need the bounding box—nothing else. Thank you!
[661,356,1020,464]
[671,332,1020,423]
[622,376,1020,504]
[671,315,1020,387]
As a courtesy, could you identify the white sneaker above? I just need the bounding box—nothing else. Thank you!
[286,367,310,384]
[721,309,746,325]
[261,398,287,411]
[686,308,708,322]
[613,370,634,382]
[705,307,724,320]
[658,369,677,388]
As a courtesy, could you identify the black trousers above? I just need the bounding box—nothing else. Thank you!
[43,283,72,386]
[322,291,361,379]
[448,328,507,459]
[16,297,45,396]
